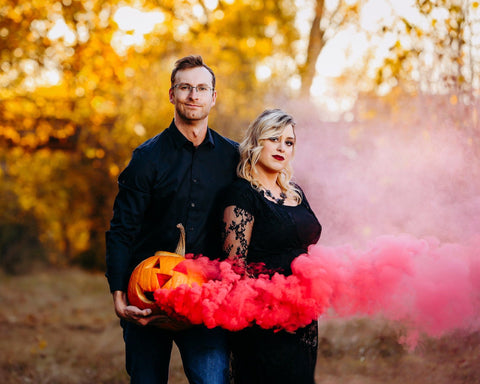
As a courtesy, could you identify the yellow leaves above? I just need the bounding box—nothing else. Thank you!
[35,84,70,98]
[0,117,76,148]
[36,121,54,142]
[3,147,96,259]
[0,0,305,268]
[85,147,105,159]
[109,163,120,177]
[0,125,21,143]
[90,95,117,116]
[213,9,224,20]
[3,99,37,117]
[57,123,76,139]
[20,133,41,148]
[6,6,23,23]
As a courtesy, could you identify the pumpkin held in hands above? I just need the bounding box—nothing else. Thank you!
[127,224,205,323]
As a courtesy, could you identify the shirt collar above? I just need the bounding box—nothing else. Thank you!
[168,120,215,149]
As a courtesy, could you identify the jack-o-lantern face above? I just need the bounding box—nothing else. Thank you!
[127,251,205,310]
[127,224,205,312]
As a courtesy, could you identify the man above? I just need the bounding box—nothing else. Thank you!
[106,55,239,384]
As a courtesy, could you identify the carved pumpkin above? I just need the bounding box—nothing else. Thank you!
[127,224,205,312]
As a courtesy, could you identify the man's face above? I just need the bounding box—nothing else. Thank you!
[169,66,217,124]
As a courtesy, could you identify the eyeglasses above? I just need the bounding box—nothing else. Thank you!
[172,83,214,95]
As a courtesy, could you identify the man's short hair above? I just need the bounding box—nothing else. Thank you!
[171,55,216,89]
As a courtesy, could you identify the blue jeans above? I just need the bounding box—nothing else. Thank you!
[122,320,230,384]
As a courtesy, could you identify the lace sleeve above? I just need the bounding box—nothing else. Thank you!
[221,205,254,273]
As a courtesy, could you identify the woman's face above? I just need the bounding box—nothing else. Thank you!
[256,124,295,175]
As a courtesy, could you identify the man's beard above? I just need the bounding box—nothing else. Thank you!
[176,105,209,122]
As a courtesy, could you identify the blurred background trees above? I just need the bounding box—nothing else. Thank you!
[0,0,478,272]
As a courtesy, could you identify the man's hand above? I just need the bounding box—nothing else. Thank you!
[112,291,191,329]
[113,290,154,326]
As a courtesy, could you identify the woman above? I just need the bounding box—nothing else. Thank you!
[221,109,322,383]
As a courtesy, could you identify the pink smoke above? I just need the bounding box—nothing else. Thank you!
[289,100,480,247]
[154,234,480,347]
[154,100,480,349]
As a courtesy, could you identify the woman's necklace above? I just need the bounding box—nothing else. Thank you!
[263,189,287,205]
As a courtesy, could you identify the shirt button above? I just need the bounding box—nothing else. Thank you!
[190,202,196,208]
[192,178,198,183]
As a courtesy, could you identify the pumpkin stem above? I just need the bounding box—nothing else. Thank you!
[175,223,186,256]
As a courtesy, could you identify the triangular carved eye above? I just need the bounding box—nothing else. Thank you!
[157,273,172,287]
[173,262,187,275]
[153,259,161,269]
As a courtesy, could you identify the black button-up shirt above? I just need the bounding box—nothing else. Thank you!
[105,120,239,292]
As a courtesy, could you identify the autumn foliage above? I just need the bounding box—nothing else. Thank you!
[1,0,479,271]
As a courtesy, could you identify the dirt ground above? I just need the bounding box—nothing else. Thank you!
[1,268,479,384]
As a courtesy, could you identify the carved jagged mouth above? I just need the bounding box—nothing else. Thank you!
[136,283,154,303]
[144,291,155,301]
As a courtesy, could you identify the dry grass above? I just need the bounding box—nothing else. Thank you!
[0,268,479,384]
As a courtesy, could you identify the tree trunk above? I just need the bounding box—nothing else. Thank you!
[300,0,326,97]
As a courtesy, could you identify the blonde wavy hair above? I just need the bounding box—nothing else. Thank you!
[237,108,302,204]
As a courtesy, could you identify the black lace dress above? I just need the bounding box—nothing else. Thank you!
[221,178,322,384]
